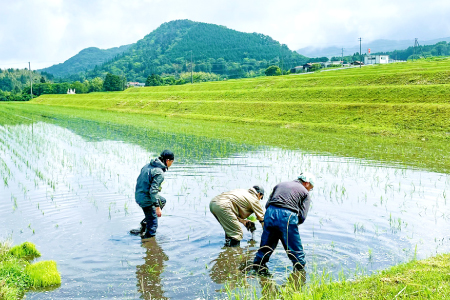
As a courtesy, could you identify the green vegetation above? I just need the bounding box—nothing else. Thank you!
[17,57,449,172]
[39,45,132,78]
[0,241,61,299]
[226,254,450,299]
[8,242,41,259]
[42,20,307,82]
[377,40,450,61]
[331,40,450,62]
[103,73,126,91]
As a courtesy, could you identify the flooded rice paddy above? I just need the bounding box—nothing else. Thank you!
[1,113,450,299]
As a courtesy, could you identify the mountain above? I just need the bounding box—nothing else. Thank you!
[297,37,450,58]
[39,44,132,78]
[41,20,307,81]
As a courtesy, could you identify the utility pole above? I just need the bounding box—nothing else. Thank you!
[190,50,193,84]
[28,62,33,99]
[341,48,344,65]
[359,38,362,68]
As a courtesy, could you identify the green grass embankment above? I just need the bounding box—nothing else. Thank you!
[31,59,450,139]
[0,241,61,299]
[21,58,450,172]
[237,253,450,299]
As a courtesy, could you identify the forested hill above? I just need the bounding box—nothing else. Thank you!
[39,44,132,78]
[45,20,308,81]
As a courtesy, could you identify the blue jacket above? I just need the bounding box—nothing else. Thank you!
[135,158,167,208]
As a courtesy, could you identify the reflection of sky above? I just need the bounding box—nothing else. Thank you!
[1,121,449,299]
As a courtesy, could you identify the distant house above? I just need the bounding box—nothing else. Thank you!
[364,55,389,65]
[323,61,343,68]
[290,66,304,73]
[67,89,76,94]
[127,82,145,87]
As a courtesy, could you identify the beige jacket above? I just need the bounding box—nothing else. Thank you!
[211,188,265,222]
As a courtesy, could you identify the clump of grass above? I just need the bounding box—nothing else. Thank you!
[0,241,60,300]
[228,253,450,299]
[8,242,41,259]
[25,260,61,288]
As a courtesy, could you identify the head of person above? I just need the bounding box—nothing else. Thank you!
[252,185,265,200]
[159,150,175,168]
[298,172,316,192]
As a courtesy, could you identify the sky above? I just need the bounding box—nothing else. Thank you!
[1,0,450,70]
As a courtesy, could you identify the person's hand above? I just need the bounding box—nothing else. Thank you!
[156,206,162,217]
[245,221,256,232]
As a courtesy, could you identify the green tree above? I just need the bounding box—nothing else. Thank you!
[88,77,104,92]
[103,73,123,91]
[265,65,281,76]
[310,63,322,72]
[145,74,163,86]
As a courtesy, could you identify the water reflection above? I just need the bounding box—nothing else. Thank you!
[209,241,257,290]
[1,112,450,299]
[136,239,169,300]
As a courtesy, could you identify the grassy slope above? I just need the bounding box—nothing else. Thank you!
[23,58,450,173]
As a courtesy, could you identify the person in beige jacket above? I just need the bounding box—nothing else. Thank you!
[210,185,265,247]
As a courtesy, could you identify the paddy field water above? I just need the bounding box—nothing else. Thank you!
[1,113,449,299]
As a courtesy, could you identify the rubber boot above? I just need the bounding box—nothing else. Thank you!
[224,236,240,247]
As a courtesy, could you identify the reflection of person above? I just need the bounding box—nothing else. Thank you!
[209,240,258,284]
[136,238,169,300]
[253,172,315,274]
[210,186,265,247]
[135,150,174,239]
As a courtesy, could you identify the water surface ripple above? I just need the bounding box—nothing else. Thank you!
[0,120,449,299]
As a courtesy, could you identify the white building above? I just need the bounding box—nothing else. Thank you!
[127,82,145,87]
[364,55,389,65]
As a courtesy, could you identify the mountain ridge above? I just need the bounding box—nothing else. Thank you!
[39,44,132,78]
[297,37,450,58]
[40,20,307,81]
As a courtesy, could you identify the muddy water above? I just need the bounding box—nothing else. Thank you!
[1,116,450,299]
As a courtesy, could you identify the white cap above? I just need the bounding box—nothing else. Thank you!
[298,172,316,187]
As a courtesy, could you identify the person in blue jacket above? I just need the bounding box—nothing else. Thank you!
[253,172,316,275]
[135,150,174,239]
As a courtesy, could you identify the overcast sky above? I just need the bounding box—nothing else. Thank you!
[1,0,450,70]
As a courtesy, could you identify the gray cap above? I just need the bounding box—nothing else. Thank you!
[253,185,265,196]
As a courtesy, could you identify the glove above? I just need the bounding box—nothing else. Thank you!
[157,196,166,210]
[245,221,256,233]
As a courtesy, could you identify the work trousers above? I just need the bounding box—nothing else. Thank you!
[142,205,158,237]
[254,205,306,268]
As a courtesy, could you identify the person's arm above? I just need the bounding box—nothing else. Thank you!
[298,194,311,225]
[149,169,164,216]
[250,199,265,226]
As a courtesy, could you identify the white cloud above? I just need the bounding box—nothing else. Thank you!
[0,0,449,69]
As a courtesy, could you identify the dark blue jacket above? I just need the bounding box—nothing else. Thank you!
[135,158,167,208]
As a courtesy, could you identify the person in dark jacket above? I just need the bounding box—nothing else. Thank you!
[253,172,316,274]
[135,150,174,239]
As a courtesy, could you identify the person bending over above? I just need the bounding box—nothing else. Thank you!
[210,185,265,247]
[253,172,315,274]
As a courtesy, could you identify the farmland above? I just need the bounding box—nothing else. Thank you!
[1,58,450,299]
[21,57,450,173]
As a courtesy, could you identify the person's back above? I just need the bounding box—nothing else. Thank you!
[266,180,310,224]
[134,150,174,240]
[135,158,166,207]
[212,189,264,221]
